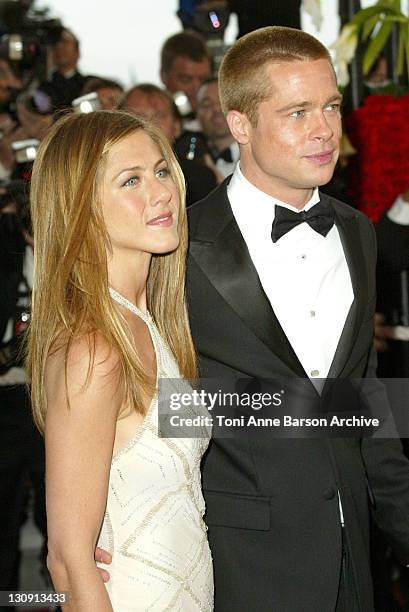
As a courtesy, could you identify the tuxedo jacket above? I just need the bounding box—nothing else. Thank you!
[187,180,409,612]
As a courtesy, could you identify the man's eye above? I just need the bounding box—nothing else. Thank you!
[156,167,169,179]
[123,177,139,187]
[290,110,305,118]
[325,103,341,112]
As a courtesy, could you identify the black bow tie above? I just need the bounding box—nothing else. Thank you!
[271,200,335,243]
[217,147,233,163]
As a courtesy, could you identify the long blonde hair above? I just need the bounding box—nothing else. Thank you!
[26,110,197,433]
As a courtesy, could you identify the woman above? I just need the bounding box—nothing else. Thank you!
[26,111,213,611]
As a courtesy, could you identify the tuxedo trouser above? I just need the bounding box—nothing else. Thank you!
[335,527,361,612]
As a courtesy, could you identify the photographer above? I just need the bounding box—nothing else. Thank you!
[0,57,22,179]
[37,27,91,111]
[0,167,46,607]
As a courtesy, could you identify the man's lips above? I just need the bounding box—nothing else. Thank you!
[304,150,335,164]
[147,212,173,227]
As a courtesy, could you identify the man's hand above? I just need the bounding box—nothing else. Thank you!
[374,312,394,352]
[95,547,112,583]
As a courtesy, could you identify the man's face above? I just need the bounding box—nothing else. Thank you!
[197,81,231,142]
[232,59,342,205]
[97,87,122,110]
[125,91,180,142]
[52,30,79,72]
[161,55,211,112]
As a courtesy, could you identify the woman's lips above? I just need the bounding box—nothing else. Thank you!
[147,212,173,227]
[304,150,334,164]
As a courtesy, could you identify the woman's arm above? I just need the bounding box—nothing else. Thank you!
[44,334,123,611]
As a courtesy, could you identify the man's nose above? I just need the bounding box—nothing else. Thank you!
[311,111,334,141]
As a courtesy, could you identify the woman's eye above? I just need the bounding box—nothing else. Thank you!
[156,167,169,179]
[124,176,139,188]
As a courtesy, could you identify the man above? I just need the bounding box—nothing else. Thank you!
[160,31,211,114]
[119,83,182,142]
[196,77,239,177]
[81,77,123,110]
[120,83,218,205]
[97,27,409,611]
[0,57,21,178]
[187,26,409,611]
[0,200,46,606]
[38,27,89,110]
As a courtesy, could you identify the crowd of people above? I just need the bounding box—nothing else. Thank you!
[1,7,409,612]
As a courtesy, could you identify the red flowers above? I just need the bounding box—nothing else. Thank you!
[346,94,409,222]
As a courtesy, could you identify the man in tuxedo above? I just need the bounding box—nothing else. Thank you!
[38,28,89,111]
[95,26,409,611]
[187,26,409,611]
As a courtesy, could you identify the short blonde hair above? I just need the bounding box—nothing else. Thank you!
[27,110,197,432]
[219,26,333,126]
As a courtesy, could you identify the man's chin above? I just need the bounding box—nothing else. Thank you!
[314,167,337,188]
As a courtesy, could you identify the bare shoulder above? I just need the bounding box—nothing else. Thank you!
[44,331,124,421]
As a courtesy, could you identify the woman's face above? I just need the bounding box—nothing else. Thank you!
[101,131,180,256]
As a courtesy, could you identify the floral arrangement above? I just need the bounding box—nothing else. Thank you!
[332,0,409,220]
[346,93,409,221]
[331,0,409,87]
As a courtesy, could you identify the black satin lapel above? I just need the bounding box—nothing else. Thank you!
[190,219,307,377]
[325,210,367,383]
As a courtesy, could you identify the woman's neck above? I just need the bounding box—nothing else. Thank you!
[107,249,151,312]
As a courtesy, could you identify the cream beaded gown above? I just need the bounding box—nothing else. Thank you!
[97,289,213,611]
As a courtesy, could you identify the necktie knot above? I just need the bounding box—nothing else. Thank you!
[271,200,335,243]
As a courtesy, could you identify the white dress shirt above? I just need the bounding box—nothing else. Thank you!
[385,196,409,341]
[227,163,354,380]
[387,195,409,226]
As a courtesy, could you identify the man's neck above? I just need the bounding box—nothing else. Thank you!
[239,164,314,210]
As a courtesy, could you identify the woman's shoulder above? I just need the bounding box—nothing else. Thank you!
[45,330,124,418]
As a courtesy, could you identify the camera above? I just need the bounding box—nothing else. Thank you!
[0,0,63,82]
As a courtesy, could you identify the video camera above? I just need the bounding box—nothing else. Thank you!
[177,1,230,75]
[0,0,63,82]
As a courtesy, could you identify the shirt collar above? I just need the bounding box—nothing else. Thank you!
[387,195,409,226]
[228,162,320,218]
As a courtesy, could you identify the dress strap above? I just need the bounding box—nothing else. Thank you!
[108,288,151,324]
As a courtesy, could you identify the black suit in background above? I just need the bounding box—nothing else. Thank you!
[187,180,409,612]
[376,212,409,378]
[38,70,89,111]
[228,0,301,37]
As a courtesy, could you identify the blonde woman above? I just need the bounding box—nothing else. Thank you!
[26,111,213,611]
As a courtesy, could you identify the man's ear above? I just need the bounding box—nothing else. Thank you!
[226,110,251,145]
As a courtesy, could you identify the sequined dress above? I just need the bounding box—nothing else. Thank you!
[97,290,213,611]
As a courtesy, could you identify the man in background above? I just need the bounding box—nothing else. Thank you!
[81,77,123,111]
[120,83,218,205]
[196,77,239,177]
[160,31,211,114]
[38,27,90,110]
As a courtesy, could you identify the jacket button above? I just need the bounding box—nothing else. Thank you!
[322,487,336,500]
